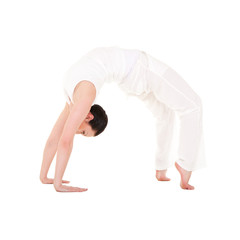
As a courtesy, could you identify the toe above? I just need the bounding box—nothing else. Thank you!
[188,185,195,190]
[180,183,195,190]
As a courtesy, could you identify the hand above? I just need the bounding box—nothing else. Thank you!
[54,184,88,192]
[40,177,70,184]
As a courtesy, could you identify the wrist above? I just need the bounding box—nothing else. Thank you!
[40,175,47,183]
[40,170,48,180]
[54,181,62,189]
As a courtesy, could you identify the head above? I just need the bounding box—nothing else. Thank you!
[77,104,108,137]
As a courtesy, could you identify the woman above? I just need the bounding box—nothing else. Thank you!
[40,46,206,192]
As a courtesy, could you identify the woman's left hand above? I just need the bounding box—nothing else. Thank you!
[41,177,70,184]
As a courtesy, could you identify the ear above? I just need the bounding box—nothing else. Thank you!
[85,112,94,122]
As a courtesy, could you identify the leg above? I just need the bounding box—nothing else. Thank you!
[174,102,205,190]
[140,93,175,181]
[155,106,175,171]
[175,162,194,190]
[155,104,175,181]
[40,103,70,182]
[158,67,205,171]
[146,59,206,189]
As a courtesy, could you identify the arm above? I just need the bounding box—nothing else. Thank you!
[40,140,57,183]
[40,103,70,184]
[53,81,96,192]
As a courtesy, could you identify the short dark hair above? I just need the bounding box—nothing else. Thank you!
[89,104,108,136]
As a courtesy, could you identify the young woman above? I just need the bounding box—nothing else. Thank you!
[40,46,206,192]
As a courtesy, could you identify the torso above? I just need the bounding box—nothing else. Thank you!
[63,46,143,104]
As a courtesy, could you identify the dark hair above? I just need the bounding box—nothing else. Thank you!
[89,104,108,136]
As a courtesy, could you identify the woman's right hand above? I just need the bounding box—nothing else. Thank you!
[54,184,88,192]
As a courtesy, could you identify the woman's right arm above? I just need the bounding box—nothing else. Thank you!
[53,81,96,192]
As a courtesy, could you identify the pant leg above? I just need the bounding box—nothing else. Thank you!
[155,104,176,170]
[146,60,206,171]
[139,92,176,170]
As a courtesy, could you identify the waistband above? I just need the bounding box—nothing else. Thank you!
[119,51,150,95]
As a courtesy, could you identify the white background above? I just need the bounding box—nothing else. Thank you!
[1,0,239,239]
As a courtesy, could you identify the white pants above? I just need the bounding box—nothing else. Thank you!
[137,53,206,171]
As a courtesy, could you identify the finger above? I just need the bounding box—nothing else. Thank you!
[78,188,88,192]
[62,180,70,184]
[70,187,88,192]
[60,186,88,192]
[45,179,54,184]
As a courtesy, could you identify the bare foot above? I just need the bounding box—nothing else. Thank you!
[156,169,171,181]
[175,162,194,190]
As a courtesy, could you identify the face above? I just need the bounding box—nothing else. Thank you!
[76,113,96,137]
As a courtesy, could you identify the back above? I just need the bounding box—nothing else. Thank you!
[63,46,141,103]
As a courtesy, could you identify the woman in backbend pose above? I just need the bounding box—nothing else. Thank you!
[40,46,206,192]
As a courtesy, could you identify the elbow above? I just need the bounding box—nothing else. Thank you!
[58,139,73,148]
[58,137,73,149]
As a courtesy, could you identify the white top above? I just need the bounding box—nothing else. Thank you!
[62,46,143,104]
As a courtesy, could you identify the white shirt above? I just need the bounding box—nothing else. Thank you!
[63,46,143,103]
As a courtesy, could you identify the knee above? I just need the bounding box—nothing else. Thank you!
[195,94,203,109]
[180,96,203,118]
[190,92,203,111]
[194,96,203,116]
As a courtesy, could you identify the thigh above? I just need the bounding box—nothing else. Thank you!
[148,68,201,115]
[162,67,201,105]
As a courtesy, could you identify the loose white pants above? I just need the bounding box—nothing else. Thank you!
[138,54,206,171]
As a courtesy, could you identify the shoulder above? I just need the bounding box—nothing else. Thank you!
[73,80,96,103]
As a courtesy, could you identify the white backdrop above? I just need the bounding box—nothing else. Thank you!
[1,0,239,239]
